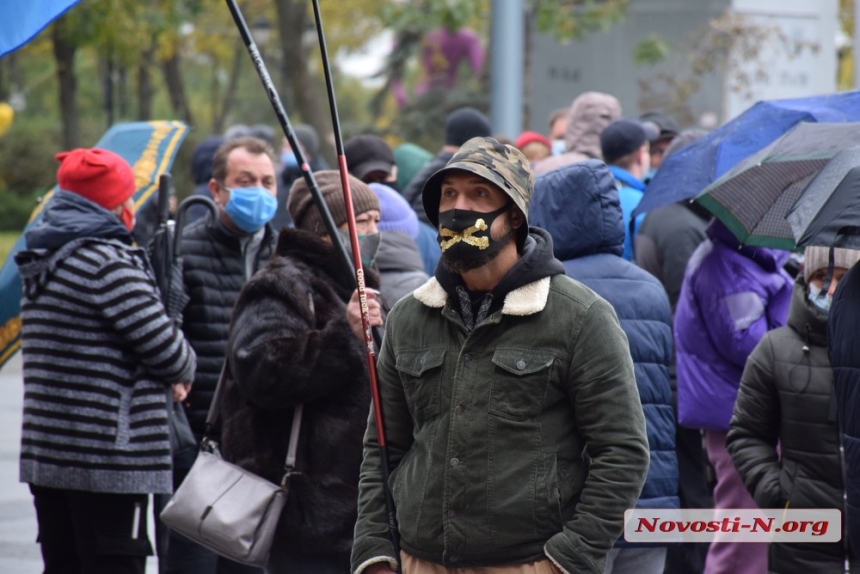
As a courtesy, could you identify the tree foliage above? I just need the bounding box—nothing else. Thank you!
[0,0,633,229]
[368,0,629,147]
[635,9,823,126]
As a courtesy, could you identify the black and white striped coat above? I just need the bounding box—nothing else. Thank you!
[16,237,196,494]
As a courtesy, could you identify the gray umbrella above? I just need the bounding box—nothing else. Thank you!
[693,122,860,250]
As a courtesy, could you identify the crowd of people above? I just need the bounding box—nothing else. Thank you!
[13,93,860,574]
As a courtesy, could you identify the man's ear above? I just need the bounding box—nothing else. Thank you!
[209,179,224,206]
[509,206,525,230]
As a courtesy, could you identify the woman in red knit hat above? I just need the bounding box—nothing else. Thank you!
[16,148,196,574]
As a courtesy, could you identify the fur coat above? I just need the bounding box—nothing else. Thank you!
[220,227,376,558]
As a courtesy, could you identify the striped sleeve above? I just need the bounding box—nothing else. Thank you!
[73,245,196,384]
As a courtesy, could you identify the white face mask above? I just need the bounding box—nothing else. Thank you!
[808,283,832,313]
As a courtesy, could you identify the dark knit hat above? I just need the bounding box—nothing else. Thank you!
[444,107,492,147]
[639,111,680,142]
[288,170,380,234]
[294,124,320,157]
[600,118,659,163]
[345,135,395,181]
[56,148,135,210]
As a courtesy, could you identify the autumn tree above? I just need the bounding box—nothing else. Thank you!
[368,0,628,148]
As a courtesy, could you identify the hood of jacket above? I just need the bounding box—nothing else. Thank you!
[608,165,646,191]
[375,231,426,274]
[23,190,132,253]
[788,275,828,347]
[17,191,136,302]
[530,159,624,260]
[707,218,790,273]
[565,91,622,159]
[532,93,622,175]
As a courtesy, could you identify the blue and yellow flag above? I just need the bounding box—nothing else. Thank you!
[0,0,83,58]
[0,120,189,371]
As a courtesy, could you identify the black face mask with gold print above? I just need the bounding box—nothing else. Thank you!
[436,202,512,264]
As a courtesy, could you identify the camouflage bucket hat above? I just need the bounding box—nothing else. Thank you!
[422,136,535,249]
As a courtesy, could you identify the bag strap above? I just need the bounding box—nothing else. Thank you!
[205,361,304,476]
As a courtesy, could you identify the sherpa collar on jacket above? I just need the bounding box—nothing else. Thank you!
[413,275,551,316]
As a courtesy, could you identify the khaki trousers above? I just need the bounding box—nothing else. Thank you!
[401,552,557,574]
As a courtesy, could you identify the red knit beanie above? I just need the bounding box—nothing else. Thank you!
[515,131,551,150]
[56,148,136,210]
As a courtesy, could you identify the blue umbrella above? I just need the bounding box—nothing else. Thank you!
[0,120,189,371]
[633,90,860,217]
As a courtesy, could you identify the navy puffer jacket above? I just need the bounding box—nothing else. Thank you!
[830,261,860,556]
[531,160,679,529]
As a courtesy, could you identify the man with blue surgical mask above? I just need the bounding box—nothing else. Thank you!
[163,136,280,574]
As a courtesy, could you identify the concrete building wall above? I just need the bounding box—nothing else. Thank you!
[527,0,837,133]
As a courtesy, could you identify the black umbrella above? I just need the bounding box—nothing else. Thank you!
[789,158,860,250]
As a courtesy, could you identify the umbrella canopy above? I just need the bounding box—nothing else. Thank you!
[633,90,860,217]
[693,122,860,250]
[789,162,860,250]
[0,120,188,371]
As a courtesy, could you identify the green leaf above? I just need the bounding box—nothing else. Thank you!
[634,34,671,66]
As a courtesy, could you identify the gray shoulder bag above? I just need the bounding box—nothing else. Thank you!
[160,363,303,568]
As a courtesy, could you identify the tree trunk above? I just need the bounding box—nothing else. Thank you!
[100,53,115,128]
[117,65,129,119]
[162,51,195,127]
[52,18,79,150]
[213,43,243,134]
[274,0,333,164]
[137,45,156,121]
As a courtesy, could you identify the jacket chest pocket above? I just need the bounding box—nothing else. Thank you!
[395,349,445,422]
[490,349,554,420]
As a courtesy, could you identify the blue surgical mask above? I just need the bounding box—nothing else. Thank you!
[551,139,566,156]
[808,284,832,313]
[281,151,298,169]
[223,186,278,233]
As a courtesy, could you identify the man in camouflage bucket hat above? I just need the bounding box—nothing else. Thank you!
[422,136,534,252]
[352,137,649,574]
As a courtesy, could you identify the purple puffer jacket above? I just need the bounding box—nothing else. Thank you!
[675,220,792,431]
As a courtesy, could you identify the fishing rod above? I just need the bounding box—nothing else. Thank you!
[310,1,401,568]
[223,0,353,276]
[224,0,399,566]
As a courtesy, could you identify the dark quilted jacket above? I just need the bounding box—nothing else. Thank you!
[830,262,860,559]
[729,277,857,573]
[179,214,276,438]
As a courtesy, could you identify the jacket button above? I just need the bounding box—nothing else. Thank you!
[450,457,460,467]
[454,405,464,415]
[447,509,456,519]
[516,359,526,370]
[463,354,471,362]
[417,359,424,368]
